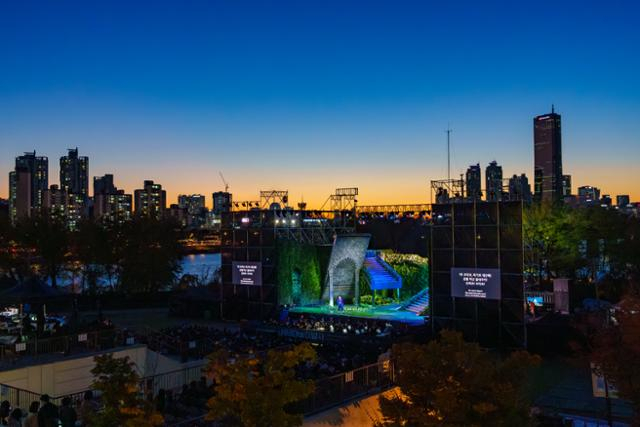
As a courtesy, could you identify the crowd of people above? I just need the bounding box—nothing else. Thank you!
[140,324,293,361]
[0,391,98,427]
[278,313,401,337]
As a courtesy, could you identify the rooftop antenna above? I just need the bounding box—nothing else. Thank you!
[552,104,555,114]
[445,125,452,181]
[218,172,229,192]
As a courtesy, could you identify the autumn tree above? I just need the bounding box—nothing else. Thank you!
[376,330,540,427]
[90,354,163,427]
[205,342,317,427]
[591,286,640,422]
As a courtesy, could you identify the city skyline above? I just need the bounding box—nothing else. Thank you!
[1,1,639,207]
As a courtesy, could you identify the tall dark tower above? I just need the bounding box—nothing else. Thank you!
[60,148,89,199]
[533,106,562,203]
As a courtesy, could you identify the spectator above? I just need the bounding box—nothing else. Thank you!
[0,400,10,425]
[37,394,59,427]
[78,391,97,427]
[6,409,21,427]
[24,402,39,427]
[59,397,77,427]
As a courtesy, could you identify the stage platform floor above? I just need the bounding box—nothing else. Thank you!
[288,304,427,326]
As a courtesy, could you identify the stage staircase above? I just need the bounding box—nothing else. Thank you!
[363,252,402,291]
[399,288,429,315]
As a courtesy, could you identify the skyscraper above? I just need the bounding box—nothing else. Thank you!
[534,107,563,203]
[508,174,532,203]
[178,194,207,228]
[60,148,89,199]
[465,164,482,201]
[212,191,232,215]
[485,160,503,201]
[134,180,166,219]
[8,151,48,223]
[94,174,132,224]
[562,175,572,197]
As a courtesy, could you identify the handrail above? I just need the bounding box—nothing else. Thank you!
[375,254,403,284]
[2,356,395,426]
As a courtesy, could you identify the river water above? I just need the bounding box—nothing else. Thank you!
[48,253,222,290]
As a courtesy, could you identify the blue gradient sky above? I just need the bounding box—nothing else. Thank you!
[1,0,639,207]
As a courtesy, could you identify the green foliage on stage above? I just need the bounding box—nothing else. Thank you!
[381,252,429,300]
[276,240,323,305]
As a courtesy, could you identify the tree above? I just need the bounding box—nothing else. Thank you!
[118,217,182,293]
[90,354,163,427]
[74,219,108,294]
[0,216,24,280]
[205,342,317,427]
[591,284,640,422]
[16,213,70,288]
[376,330,540,427]
[524,203,584,283]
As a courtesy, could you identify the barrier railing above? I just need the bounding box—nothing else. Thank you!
[0,329,125,368]
[2,355,394,427]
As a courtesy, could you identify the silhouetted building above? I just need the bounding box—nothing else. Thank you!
[93,174,116,196]
[0,199,8,220]
[601,195,612,207]
[60,148,89,199]
[465,164,482,201]
[508,174,532,203]
[485,161,503,201]
[212,191,232,215]
[616,195,630,208]
[9,151,48,223]
[168,203,186,225]
[178,194,207,228]
[562,174,572,197]
[42,185,86,229]
[534,107,563,203]
[578,186,600,205]
[94,174,132,224]
[134,180,166,219]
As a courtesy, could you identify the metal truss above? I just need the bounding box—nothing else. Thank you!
[357,203,431,215]
[260,190,289,209]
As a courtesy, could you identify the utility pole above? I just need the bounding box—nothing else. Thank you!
[445,125,452,181]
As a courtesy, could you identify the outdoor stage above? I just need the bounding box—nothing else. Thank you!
[288,304,427,326]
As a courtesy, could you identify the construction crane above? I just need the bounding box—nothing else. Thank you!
[219,172,229,192]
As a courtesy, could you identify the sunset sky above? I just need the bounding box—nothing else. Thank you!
[1,1,639,208]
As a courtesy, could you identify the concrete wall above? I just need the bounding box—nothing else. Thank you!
[0,345,183,397]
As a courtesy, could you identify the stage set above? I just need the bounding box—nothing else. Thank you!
[280,234,430,327]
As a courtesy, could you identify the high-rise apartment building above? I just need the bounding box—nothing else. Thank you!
[93,174,132,224]
[485,161,503,201]
[178,194,207,228]
[534,107,563,203]
[465,164,482,201]
[60,148,89,199]
[508,174,532,203]
[134,180,166,219]
[8,151,48,223]
[212,191,232,215]
[578,185,600,205]
[42,185,86,230]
